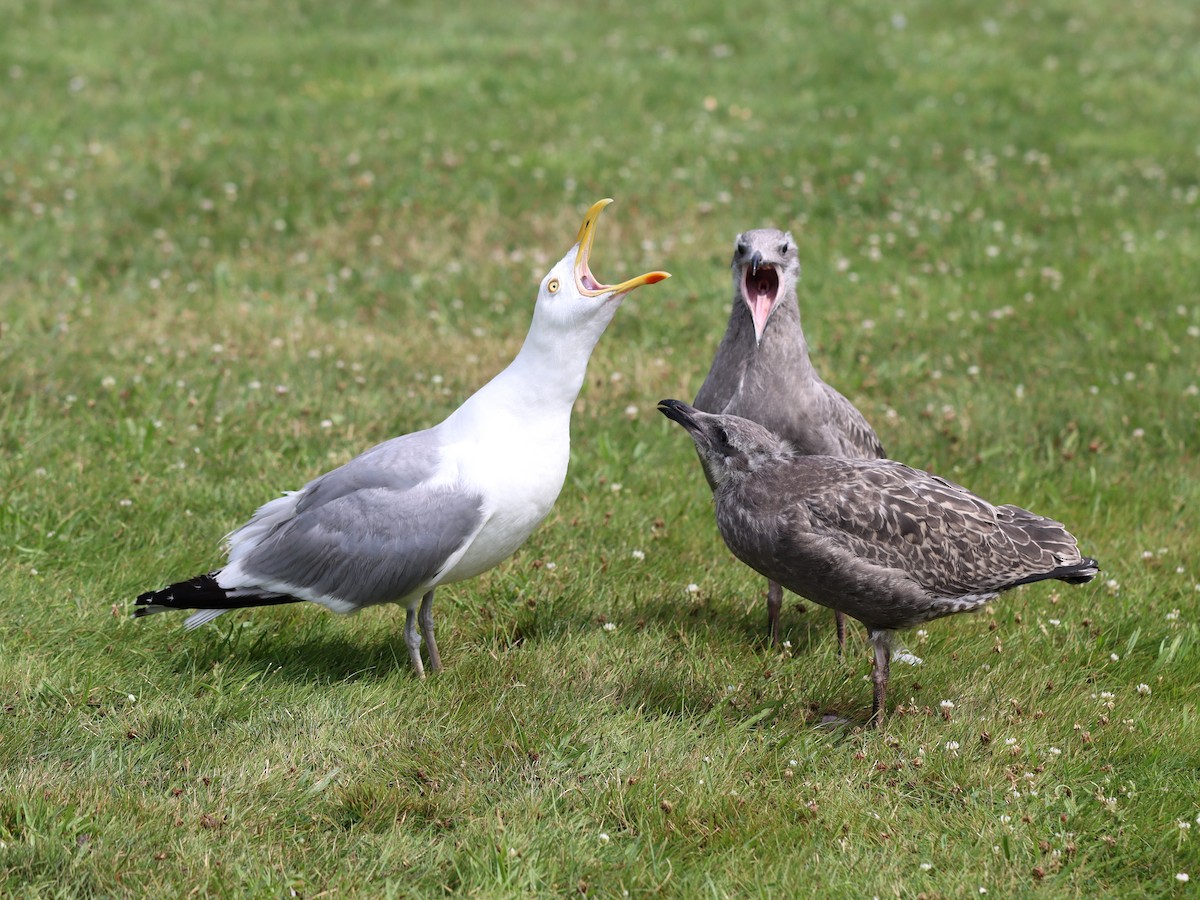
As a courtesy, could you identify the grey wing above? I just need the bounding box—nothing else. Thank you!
[242,480,484,608]
[801,460,1079,596]
[231,428,484,608]
[294,428,445,515]
[820,384,886,459]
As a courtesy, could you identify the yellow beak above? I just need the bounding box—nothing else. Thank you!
[573,198,671,297]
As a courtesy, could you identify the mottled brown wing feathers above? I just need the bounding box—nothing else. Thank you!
[821,384,886,459]
[797,459,1079,597]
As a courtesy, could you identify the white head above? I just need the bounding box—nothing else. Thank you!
[527,199,670,351]
[731,228,801,345]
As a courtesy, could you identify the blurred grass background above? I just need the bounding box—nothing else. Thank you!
[2,0,1198,895]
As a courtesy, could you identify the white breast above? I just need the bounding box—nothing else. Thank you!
[436,412,571,584]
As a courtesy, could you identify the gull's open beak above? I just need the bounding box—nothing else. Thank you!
[742,258,780,346]
[574,198,671,297]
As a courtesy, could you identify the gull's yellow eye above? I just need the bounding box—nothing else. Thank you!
[547,278,561,294]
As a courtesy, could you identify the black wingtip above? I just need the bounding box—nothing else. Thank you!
[132,572,303,620]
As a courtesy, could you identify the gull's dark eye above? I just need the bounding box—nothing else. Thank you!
[735,238,748,256]
[779,242,790,255]
[716,426,730,446]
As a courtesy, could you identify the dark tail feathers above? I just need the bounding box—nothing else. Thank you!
[1056,557,1101,585]
[133,573,301,617]
[1009,557,1100,590]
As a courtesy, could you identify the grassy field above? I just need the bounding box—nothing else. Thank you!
[2,0,1198,895]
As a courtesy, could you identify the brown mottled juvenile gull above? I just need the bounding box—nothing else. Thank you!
[132,200,669,677]
[694,229,884,649]
[658,400,1099,726]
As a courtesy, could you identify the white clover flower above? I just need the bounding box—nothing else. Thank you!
[1110,653,1120,662]
[602,622,617,632]
[1049,747,1062,756]
[945,741,960,751]
[1137,683,1151,696]
[940,700,955,710]
[685,583,699,594]
[598,832,610,844]
[1176,873,1189,883]
[920,862,933,871]
[630,549,645,561]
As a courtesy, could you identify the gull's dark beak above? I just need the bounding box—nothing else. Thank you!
[748,250,764,277]
[657,399,700,433]
[573,199,671,297]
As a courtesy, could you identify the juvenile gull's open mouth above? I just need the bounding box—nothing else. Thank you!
[743,264,780,343]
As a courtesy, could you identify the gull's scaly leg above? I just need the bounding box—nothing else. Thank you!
[404,607,426,679]
[766,579,783,647]
[418,589,441,674]
[869,629,892,728]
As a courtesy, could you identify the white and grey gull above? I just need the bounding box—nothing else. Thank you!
[694,229,885,650]
[658,399,1098,726]
[133,199,669,677]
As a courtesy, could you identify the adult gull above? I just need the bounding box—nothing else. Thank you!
[658,400,1098,726]
[694,229,885,650]
[133,200,669,677]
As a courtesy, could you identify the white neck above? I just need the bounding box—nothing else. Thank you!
[445,298,619,434]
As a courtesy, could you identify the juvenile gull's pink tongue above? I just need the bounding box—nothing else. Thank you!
[745,267,779,343]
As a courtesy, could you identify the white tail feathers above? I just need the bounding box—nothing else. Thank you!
[184,608,230,629]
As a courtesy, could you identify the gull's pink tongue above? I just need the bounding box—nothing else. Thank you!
[750,293,773,341]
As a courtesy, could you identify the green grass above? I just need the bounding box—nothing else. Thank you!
[2,0,1199,895]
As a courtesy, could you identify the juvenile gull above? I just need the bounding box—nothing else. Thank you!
[694,229,884,650]
[133,200,669,677]
[658,400,1098,726]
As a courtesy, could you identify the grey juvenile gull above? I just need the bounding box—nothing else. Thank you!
[658,400,1098,726]
[133,200,669,677]
[694,229,885,649]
